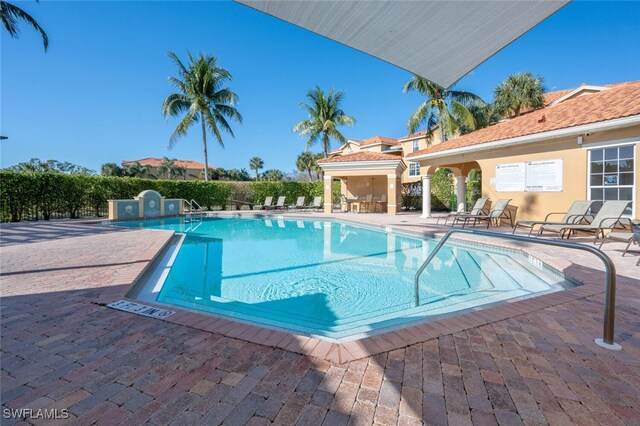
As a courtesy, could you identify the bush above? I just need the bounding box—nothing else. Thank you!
[0,171,331,222]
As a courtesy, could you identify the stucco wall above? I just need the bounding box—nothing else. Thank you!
[422,126,640,221]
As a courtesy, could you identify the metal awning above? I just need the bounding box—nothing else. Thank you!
[235,0,568,88]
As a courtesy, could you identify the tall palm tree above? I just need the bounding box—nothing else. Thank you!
[1,1,48,51]
[124,162,151,178]
[162,52,242,181]
[249,157,264,181]
[293,87,356,157]
[403,75,484,141]
[493,72,545,118]
[296,151,318,180]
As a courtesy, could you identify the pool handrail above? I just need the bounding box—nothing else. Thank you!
[414,229,621,350]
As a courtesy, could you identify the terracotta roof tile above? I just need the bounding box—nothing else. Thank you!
[121,158,206,169]
[356,136,399,147]
[407,80,640,158]
[317,152,403,163]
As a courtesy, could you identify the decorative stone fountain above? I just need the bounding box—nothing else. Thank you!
[108,190,183,220]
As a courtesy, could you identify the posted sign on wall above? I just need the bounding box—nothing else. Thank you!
[495,160,563,192]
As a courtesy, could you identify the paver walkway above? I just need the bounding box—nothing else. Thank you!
[1,216,639,425]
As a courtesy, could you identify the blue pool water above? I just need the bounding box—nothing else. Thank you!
[111,217,574,340]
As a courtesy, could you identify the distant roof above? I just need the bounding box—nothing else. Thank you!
[236,0,567,88]
[317,152,402,164]
[356,136,399,147]
[408,80,640,158]
[122,158,206,169]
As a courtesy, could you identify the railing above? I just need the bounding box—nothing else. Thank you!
[184,199,205,223]
[414,229,621,350]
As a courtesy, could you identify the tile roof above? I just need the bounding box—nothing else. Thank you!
[317,152,403,163]
[356,136,399,147]
[121,158,206,169]
[407,80,640,158]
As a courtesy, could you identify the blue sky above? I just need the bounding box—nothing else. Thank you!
[2,1,639,173]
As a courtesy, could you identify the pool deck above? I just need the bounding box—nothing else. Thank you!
[1,212,639,425]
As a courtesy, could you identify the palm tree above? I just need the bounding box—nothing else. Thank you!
[493,72,545,118]
[403,75,484,141]
[293,87,356,157]
[296,151,318,180]
[1,1,48,51]
[157,157,186,180]
[249,157,264,181]
[263,169,284,182]
[124,162,151,178]
[100,163,123,177]
[162,52,242,181]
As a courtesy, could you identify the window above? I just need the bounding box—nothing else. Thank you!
[588,145,634,215]
[412,140,420,152]
[409,162,421,176]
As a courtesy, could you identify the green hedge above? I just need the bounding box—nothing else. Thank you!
[0,171,339,222]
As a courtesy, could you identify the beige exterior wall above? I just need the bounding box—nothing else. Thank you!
[400,129,445,183]
[417,125,640,221]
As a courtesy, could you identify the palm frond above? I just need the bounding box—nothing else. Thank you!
[1,1,48,50]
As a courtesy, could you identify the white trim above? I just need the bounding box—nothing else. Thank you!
[409,115,640,161]
[549,85,609,106]
[319,160,407,172]
[581,137,639,150]
[387,174,397,179]
[586,143,636,217]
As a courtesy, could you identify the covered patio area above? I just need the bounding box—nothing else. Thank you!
[317,152,406,215]
[420,161,482,218]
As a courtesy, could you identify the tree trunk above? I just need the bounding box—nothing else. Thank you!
[307,169,312,180]
[201,112,209,181]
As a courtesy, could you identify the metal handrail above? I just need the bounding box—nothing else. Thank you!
[414,229,620,350]
[189,199,202,211]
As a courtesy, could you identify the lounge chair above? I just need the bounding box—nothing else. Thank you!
[288,196,306,210]
[513,200,594,236]
[307,196,322,211]
[266,196,286,210]
[598,219,640,257]
[374,195,388,213]
[254,196,273,210]
[437,198,490,225]
[539,200,631,242]
[453,199,513,228]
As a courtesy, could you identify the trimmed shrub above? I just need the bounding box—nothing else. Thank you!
[0,171,333,222]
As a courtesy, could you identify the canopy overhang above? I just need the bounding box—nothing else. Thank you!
[235,0,568,88]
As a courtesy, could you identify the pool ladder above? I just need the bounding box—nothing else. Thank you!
[414,229,620,350]
[184,199,205,223]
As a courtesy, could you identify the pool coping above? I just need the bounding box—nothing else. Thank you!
[100,212,609,364]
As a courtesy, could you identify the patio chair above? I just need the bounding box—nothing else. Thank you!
[266,196,286,210]
[539,200,631,242]
[374,194,388,213]
[513,200,594,236]
[288,196,306,210]
[361,194,374,213]
[437,198,490,225]
[254,196,273,210]
[598,219,640,258]
[307,196,322,211]
[453,199,512,229]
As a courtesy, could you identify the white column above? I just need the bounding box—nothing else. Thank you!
[455,176,466,212]
[421,175,432,218]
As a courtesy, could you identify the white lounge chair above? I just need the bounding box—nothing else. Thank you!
[288,196,306,210]
[254,196,273,210]
[453,199,513,228]
[438,197,490,225]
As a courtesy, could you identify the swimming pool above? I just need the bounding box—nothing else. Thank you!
[112,216,575,341]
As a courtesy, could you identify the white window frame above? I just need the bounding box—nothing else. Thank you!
[586,143,636,217]
[409,162,421,177]
[412,140,420,152]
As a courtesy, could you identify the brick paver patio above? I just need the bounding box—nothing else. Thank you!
[1,214,639,425]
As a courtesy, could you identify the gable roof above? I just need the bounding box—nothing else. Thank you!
[407,80,640,159]
[357,136,399,147]
[122,158,206,169]
[317,152,403,164]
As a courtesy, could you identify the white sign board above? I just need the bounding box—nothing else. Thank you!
[495,163,526,192]
[525,160,563,192]
[495,160,563,192]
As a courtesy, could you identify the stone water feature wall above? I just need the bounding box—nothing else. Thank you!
[108,190,183,220]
